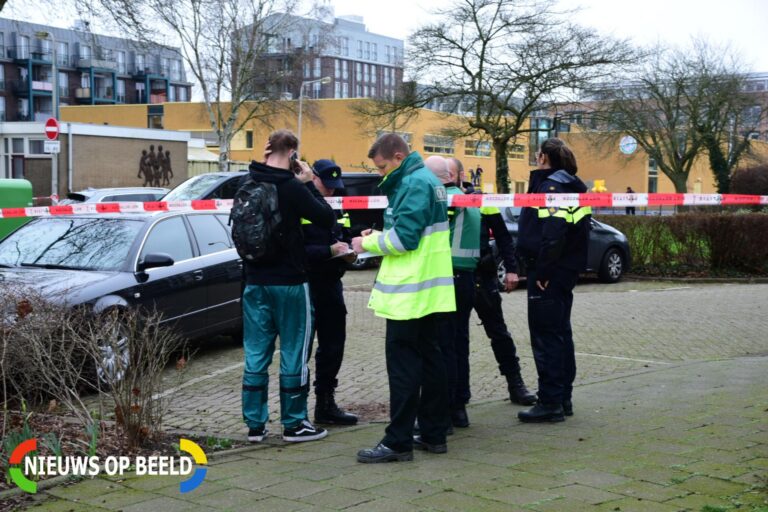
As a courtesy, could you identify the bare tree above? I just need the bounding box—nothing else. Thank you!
[588,41,765,194]
[356,0,636,193]
[76,0,325,171]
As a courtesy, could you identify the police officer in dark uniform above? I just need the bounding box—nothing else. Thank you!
[517,138,591,423]
[445,158,537,429]
[303,159,358,425]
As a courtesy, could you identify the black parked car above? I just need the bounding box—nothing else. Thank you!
[164,170,385,268]
[495,207,631,283]
[0,212,243,375]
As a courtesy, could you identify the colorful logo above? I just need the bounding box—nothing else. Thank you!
[8,438,206,494]
[179,438,207,494]
[9,438,38,493]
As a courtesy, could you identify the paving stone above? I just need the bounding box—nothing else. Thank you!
[260,479,332,500]
[553,484,626,505]
[296,488,373,509]
[191,488,270,510]
[120,496,217,512]
[672,475,750,497]
[80,488,160,510]
[606,480,689,502]
[662,493,733,511]
[44,478,128,501]
[592,496,681,511]
[411,490,517,511]
[561,468,632,488]
[482,485,562,506]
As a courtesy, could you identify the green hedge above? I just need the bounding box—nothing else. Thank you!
[595,212,768,277]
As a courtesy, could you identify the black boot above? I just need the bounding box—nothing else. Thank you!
[506,370,537,406]
[451,405,469,428]
[315,391,358,425]
[518,403,565,423]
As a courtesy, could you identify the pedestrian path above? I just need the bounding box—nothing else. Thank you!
[27,356,768,511]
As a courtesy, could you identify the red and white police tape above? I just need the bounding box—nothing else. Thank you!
[1,193,767,219]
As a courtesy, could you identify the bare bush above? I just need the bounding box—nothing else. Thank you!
[77,308,188,449]
[1,285,188,450]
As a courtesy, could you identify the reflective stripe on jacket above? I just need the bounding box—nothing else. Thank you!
[361,152,456,320]
[446,185,481,271]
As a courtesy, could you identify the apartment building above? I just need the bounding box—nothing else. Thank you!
[252,12,404,101]
[0,17,192,123]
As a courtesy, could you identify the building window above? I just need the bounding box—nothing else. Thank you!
[372,43,377,61]
[171,59,182,81]
[357,40,363,59]
[334,59,340,78]
[355,62,361,82]
[135,53,145,73]
[57,42,68,66]
[178,87,188,101]
[161,57,170,76]
[371,65,377,84]
[304,61,310,78]
[0,97,5,122]
[117,51,126,74]
[79,44,91,60]
[508,144,526,160]
[465,140,492,157]
[365,42,370,60]
[342,60,348,80]
[312,81,321,98]
[342,82,349,98]
[313,57,321,77]
[424,134,455,155]
[385,45,391,64]
[58,72,68,97]
[245,130,253,149]
[334,81,341,98]
[341,37,349,56]
[364,64,369,83]
[648,158,658,193]
[377,130,412,150]
[19,35,30,59]
[356,83,362,97]
[80,72,89,88]
[0,33,4,59]
[29,140,47,155]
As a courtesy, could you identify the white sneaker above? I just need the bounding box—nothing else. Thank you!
[282,419,328,442]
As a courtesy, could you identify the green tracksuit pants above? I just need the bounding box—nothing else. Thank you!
[242,283,313,430]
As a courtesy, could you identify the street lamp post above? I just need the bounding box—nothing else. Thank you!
[297,76,331,150]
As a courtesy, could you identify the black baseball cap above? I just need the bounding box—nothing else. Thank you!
[312,159,344,189]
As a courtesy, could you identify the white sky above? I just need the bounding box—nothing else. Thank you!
[5,0,766,71]
[332,0,768,72]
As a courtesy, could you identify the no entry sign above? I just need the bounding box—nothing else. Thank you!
[45,118,60,141]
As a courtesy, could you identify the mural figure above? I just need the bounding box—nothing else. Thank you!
[137,149,152,186]
[138,144,175,187]
[162,150,174,186]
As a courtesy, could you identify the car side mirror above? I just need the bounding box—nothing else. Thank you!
[137,252,174,272]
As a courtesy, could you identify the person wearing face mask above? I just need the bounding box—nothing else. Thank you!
[516,138,592,423]
[302,159,359,426]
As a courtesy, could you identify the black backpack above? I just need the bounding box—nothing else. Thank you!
[229,177,282,262]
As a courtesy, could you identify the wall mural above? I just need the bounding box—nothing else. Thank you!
[138,144,174,187]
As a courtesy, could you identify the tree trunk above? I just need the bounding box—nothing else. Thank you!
[705,140,731,194]
[218,138,230,173]
[669,173,688,194]
[493,139,511,194]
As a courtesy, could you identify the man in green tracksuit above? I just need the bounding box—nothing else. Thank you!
[352,133,456,463]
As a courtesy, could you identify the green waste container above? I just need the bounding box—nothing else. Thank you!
[0,179,33,241]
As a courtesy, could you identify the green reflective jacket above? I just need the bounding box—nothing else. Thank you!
[446,185,481,271]
[362,152,456,320]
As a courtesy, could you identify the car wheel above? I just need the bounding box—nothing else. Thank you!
[348,255,370,270]
[96,319,130,385]
[496,258,506,289]
[598,248,624,283]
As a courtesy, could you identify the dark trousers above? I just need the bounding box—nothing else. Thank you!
[450,270,476,406]
[472,274,522,387]
[436,312,457,410]
[625,206,636,215]
[383,314,449,451]
[526,266,578,405]
[309,278,347,394]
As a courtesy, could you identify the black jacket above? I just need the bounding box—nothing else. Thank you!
[479,210,518,275]
[517,169,590,281]
[244,161,335,286]
[303,211,350,282]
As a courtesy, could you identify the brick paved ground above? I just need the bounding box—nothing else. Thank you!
[15,278,768,511]
[24,356,767,511]
[156,278,768,436]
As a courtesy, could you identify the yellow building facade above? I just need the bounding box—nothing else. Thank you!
[61,99,764,194]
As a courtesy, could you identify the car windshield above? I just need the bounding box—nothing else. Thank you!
[163,174,224,201]
[0,218,144,271]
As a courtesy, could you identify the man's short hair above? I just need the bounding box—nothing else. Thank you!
[268,129,299,155]
[424,156,451,184]
[447,157,464,175]
[368,133,410,159]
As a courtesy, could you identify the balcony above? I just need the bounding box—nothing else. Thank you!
[11,79,54,95]
[75,87,91,99]
[95,86,114,101]
[9,46,53,62]
[77,57,117,70]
